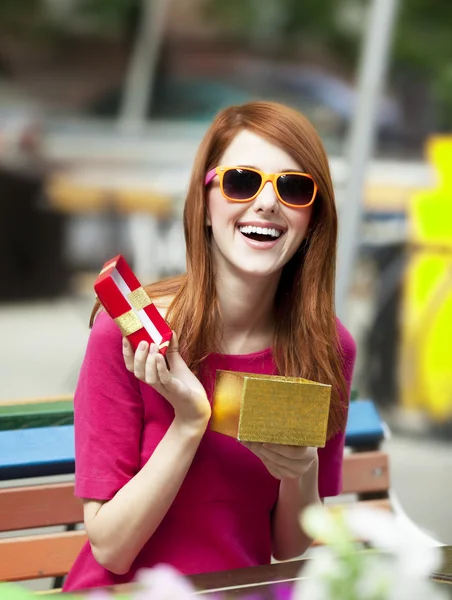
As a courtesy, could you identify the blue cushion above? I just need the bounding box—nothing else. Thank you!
[0,425,75,480]
[0,400,385,480]
[345,400,385,447]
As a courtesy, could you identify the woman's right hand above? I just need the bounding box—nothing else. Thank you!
[123,333,211,431]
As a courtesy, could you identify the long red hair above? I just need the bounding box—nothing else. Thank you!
[91,101,348,439]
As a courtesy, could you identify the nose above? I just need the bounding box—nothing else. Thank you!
[252,181,279,214]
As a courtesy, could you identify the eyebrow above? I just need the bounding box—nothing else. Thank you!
[237,164,305,173]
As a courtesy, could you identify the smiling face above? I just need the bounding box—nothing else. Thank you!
[206,129,314,280]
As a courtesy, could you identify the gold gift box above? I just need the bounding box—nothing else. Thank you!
[210,370,331,447]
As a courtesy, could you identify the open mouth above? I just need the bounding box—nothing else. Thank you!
[238,225,283,242]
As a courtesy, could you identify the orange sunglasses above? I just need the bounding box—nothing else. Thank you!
[205,166,318,209]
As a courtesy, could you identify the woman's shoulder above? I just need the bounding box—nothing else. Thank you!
[91,309,121,340]
[86,310,124,364]
[335,317,357,363]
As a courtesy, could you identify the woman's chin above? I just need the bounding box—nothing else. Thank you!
[231,258,283,280]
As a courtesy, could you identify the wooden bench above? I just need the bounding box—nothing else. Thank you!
[0,451,391,585]
[0,399,390,587]
[0,483,85,585]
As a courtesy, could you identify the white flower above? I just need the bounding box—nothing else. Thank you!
[355,555,396,599]
[387,575,449,600]
[298,504,447,600]
[343,505,443,579]
[133,564,196,600]
[87,592,113,600]
[302,504,353,548]
[292,575,329,600]
[302,548,343,580]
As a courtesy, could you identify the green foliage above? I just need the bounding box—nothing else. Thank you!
[0,0,139,36]
[393,0,452,70]
[0,0,48,35]
[392,0,452,129]
[205,0,452,128]
[76,0,140,32]
[204,0,341,46]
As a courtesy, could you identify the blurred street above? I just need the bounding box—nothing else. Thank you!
[1,294,452,547]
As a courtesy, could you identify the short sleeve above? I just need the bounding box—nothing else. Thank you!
[317,319,357,497]
[74,310,144,500]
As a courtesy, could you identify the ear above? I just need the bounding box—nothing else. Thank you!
[205,208,212,227]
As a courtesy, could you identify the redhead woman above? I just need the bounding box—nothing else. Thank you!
[63,101,356,592]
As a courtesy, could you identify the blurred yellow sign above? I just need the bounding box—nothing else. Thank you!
[400,136,452,421]
[46,172,174,218]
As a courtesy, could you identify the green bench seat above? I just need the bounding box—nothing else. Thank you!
[0,397,74,431]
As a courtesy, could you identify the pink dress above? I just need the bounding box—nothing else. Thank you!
[63,311,356,592]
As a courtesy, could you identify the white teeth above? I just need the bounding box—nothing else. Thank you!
[238,225,282,239]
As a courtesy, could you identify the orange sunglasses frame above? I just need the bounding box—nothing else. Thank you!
[205,166,318,209]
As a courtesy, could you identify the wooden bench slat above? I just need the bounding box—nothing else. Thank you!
[0,453,390,533]
[0,483,83,532]
[0,531,87,581]
[341,451,390,495]
[0,453,390,532]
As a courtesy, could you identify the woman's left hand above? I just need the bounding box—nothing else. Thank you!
[243,442,318,480]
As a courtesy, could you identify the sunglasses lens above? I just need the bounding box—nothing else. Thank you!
[278,174,315,206]
[223,169,262,200]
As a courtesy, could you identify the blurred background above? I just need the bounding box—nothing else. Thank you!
[1,0,452,544]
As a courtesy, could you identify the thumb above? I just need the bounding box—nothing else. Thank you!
[164,331,184,370]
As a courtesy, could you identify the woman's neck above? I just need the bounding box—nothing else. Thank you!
[215,269,281,355]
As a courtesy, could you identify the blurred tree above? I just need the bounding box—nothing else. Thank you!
[0,0,140,39]
[204,0,452,130]
[203,0,359,61]
[392,0,452,133]
[0,0,44,25]
[0,0,54,38]
[75,0,141,38]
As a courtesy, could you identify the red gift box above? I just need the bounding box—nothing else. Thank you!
[94,255,173,355]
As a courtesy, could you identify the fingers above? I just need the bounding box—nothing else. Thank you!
[124,331,181,375]
[243,443,286,479]
[123,339,180,395]
[264,461,293,480]
[260,443,313,460]
[166,331,179,353]
[243,442,316,480]
[142,344,169,390]
[123,338,152,380]
[144,344,159,385]
[122,337,136,372]
[155,354,189,399]
[165,332,185,371]
[258,445,304,478]
[122,340,159,384]
[132,341,151,381]
[155,353,172,386]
